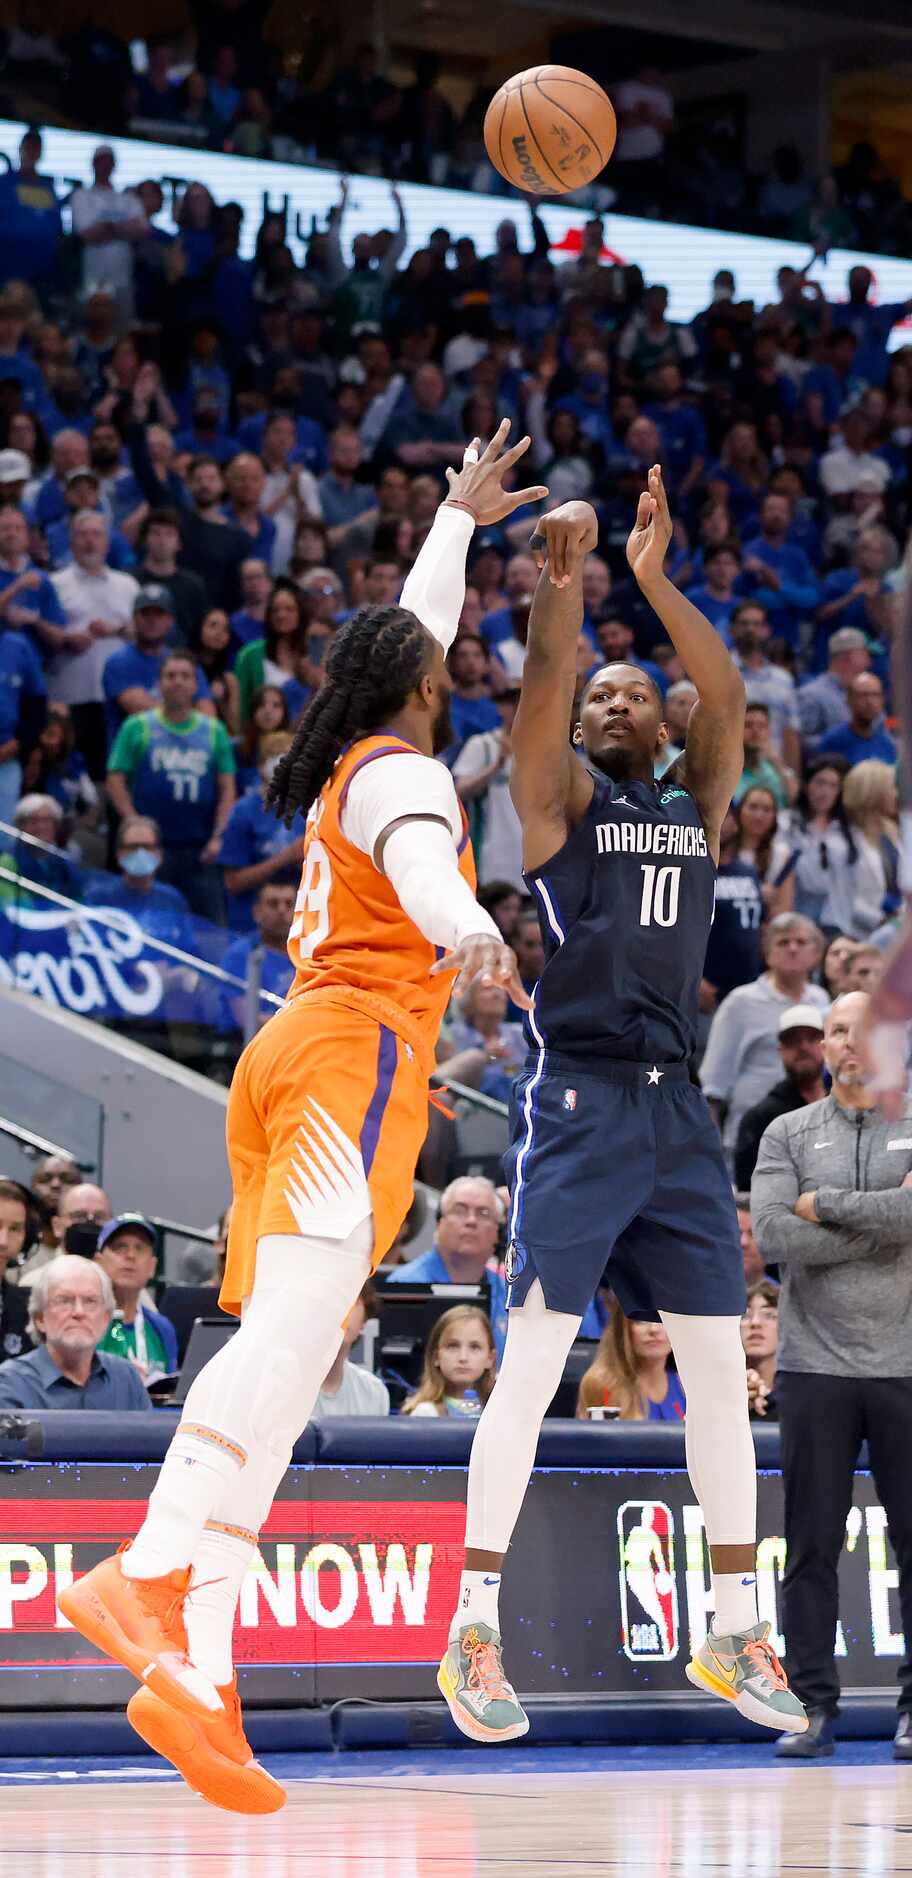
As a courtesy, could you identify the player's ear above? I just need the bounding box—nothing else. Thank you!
[572,722,583,746]
[656,721,669,748]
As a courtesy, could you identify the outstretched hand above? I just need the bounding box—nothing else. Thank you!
[529,501,599,588]
[444,420,549,526]
[430,932,531,1009]
[626,464,673,585]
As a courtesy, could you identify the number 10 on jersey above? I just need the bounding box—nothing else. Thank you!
[639,864,681,929]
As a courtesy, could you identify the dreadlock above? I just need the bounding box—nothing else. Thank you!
[267,604,431,826]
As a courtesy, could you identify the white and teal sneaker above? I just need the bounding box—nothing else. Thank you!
[686,1620,809,1734]
[437,1621,529,1744]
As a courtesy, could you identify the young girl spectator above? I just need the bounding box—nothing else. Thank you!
[784,757,852,925]
[735,786,793,914]
[234,684,290,793]
[741,1279,779,1419]
[234,581,312,721]
[194,608,240,734]
[576,1303,685,1422]
[289,520,333,584]
[403,1306,497,1419]
[820,758,900,938]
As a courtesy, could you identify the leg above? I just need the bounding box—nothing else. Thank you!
[660,1311,758,1631]
[663,1316,809,1736]
[863,1377,912,1716]
[439,1280,581,1743]
[777,1370,862,1718]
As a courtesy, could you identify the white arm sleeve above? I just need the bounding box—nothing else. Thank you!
[382,819,501,951]
[399,502,475,653]
[340,750,500,952]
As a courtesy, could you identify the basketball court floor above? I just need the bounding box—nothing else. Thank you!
[2,1743,910,1876]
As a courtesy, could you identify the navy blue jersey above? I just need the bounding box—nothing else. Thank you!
[525,774,715,1065]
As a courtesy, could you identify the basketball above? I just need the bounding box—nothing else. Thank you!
[483,65,616,196]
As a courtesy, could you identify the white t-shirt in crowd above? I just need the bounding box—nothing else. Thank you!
[261,466,322,574]
[453,730,524,892]
[70,184,145,299]
[614,79,674,161]
[49,562,139,703]
[314,1360,390,1417]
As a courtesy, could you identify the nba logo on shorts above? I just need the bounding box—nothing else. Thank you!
[562,1088,577,1113]
[617,1500,680,1661]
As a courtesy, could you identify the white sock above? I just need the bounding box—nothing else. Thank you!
[123,1419,246,1579]
[711,1572,759,1639]
[185,1522,259,1687]
[453,1569,502,1636]
[125,1223,371,1587]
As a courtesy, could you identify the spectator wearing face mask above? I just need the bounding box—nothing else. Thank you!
[83,815,195,951]
[218,732,305,932]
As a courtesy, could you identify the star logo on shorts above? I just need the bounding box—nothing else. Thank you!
[646,1065,664,1086]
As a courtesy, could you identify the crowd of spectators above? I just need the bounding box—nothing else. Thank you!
[4,10,912,254]
[0,123,910,1404]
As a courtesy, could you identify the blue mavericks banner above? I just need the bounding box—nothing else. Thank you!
[0,842,288,1048]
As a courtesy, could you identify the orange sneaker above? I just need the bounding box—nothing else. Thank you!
[127,1679,286,1814]
[56,1547,222,1722]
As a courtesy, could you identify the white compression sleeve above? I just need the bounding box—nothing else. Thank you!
[382,817,501,952]
[399,502,475,653]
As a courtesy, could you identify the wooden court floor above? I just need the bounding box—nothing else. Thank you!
[2,1755,912,1877]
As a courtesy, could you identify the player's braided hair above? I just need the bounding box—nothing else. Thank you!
[267,604,430,825]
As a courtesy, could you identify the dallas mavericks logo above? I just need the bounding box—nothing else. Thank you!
[562,1088,577,1113]
[504,1241,526,1283]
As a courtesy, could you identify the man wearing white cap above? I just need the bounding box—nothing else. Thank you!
[733,1004,826,1189]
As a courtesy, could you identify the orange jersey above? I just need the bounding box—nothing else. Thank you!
[286,733,476,1066]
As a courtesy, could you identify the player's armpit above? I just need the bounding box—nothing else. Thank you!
[681,697,746,858]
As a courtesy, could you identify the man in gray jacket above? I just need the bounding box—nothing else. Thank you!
[751,990,912,1761]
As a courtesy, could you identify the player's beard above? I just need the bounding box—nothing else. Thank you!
[432,691,454,754]
[591,744,639,782]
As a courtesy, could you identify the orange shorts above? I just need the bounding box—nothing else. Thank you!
[220,992,430,1315]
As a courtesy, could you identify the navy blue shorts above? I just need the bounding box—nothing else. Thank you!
[504,1056,745,1322]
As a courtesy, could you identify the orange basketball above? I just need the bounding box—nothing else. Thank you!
[484,65,616,196]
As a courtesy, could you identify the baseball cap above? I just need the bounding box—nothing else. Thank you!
[829,627,867,654]
[65,465,98,487]
[133,582,175,615]
[778,1004,825,1037]
[0,447,29,484]
[97,1213,157,1253]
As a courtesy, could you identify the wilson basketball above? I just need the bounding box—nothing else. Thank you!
[484,65,616,196]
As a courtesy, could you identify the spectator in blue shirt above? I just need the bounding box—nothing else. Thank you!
[741,490,819,646]
[215,879,296,1035]
[818,672,897,768]
[45,467,134,573]
[814,528,895,670]
[831,266,912,386]
[446,633,500,759]
[0,616,46,825]
[0,285,50,414]
[318,427,378,541]
[222,453,276,569]
[0,1254,150,1410]
[644,361,707,495]
[478,552,540,652]
[0,129,63,290]
[84,814,196,952]
[230,558,272,650]
[102,584,212,746]
[554,347,616,457]
[219,733,305,931]
[0,502,66,659]
[387,1176,605,1361]
[684,541,742,641]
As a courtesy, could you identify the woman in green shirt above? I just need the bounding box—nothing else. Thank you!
[235,581,312,723]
